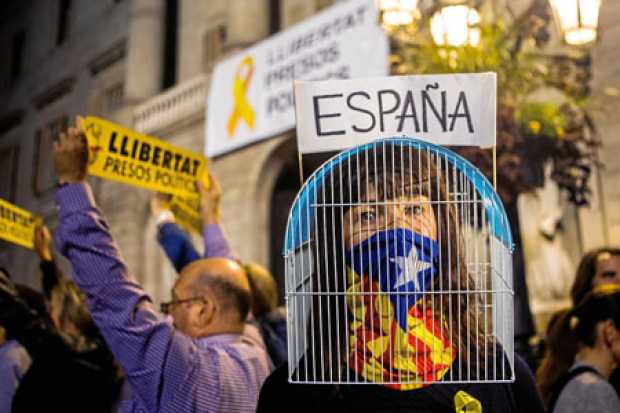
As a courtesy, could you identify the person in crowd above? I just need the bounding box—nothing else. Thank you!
[151,192,202,272]
[537,284,620,413]
[244,262,287,367]
[0,267,121,413]
[550,247,620,395]
[151,176,288,366]
[257,141,544,413]
[0,269,32,413]
[571,248,620,308]
[51,118,271,412]
[32,225,106,344]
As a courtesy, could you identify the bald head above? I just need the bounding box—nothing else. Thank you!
[177,258,251,323]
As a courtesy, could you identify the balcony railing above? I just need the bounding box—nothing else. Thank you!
[133,74,208,134]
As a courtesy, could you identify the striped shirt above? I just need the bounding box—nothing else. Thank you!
[54,182,271,413]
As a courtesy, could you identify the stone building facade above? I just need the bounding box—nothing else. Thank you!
[1,0,619,314]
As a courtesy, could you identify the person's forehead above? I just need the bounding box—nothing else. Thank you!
[597,254,620,268]
[356,192,431,203]
[172,276,189,296]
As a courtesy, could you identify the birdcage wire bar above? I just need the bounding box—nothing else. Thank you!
[284,138,514,386]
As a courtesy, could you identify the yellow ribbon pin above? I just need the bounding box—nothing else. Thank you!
[454,390,482,413]
[227,56,256,137]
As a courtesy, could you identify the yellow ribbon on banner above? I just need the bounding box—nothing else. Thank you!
[0,199,40,249]
[226,56,256,137]
[83,116,209,199]
[454,390,482,413]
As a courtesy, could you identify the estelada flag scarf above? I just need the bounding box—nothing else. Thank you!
[345,229,456,390]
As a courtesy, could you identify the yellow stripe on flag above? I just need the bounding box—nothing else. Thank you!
[408,313,454,366]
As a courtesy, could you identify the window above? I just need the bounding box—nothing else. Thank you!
[57,0,71,45]
[0,146,19,201]
[33,116,68,196]
[162,0,178,89]
[203,26,226,71]
[270,0,281,34]
[11,31,25,81]
[103,83,124,113]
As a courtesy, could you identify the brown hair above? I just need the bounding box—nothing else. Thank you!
[50,279,95,338]
[537,285,620,406]
[244,262,278,318]
[305,142,490,381]
[571,247,620,305]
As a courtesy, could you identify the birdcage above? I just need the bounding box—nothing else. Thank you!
[284,137,514,387]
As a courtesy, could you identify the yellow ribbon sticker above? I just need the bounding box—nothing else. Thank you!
[454,390,482,413]
[0,199,40,249]
[227,56,256,137]
[83,116,209,199]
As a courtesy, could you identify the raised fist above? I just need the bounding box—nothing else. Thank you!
[53,116,89,184]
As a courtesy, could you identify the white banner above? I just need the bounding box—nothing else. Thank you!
[294,72,497,154]
[206,0,388,157]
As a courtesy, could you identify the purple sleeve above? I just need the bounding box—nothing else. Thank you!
[54,183,195,412]
[203,223,235,260]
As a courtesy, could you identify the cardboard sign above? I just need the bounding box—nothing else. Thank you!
[0,199,39,249]
[84,116,209,198]
[206,0,389,157]
[294,73,497,153]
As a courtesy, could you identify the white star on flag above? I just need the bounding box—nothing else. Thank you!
[389,246,432,289]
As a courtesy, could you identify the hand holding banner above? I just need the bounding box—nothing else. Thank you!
[82,116,207,233]
[169,196,202,234]
[0,199,39,249]
[83,116,209,198]
[294,73,497,154]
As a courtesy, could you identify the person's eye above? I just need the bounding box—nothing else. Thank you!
[601,271,617,278]
[359,210,376,222]
[405,205,423,216]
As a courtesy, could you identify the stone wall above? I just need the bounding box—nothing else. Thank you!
[0,0,130,287]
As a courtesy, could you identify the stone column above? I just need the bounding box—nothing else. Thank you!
[226,0,270,51]
[125,0,165,103]
[282,0,317,28]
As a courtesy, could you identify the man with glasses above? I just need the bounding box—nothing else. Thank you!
[51,118,271,413]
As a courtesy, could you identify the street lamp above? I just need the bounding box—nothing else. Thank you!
[430,3,481,47]
[549,0,601,46]
[379,0,419,27]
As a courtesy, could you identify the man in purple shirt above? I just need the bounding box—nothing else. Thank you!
[52,119,271,413]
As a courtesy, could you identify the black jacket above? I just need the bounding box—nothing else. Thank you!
[0,264,121,413]
[257,354,544,413]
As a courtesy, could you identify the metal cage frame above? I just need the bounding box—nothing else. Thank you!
[284,137,514,386]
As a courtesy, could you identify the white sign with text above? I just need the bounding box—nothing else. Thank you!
[294,72,497,154]
[206,0,388,157]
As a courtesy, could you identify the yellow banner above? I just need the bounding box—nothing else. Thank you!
[0,199,39,249]
[83,116,208,199]
[168,196,202,235]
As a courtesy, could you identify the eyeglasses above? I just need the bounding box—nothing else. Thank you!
[160,296,206,314]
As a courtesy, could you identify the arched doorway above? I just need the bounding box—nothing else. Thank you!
[267,140,339,304]
[269,156,299,303]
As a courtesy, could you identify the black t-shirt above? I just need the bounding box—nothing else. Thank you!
[610,366,620,397]
[257,354,544,413]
